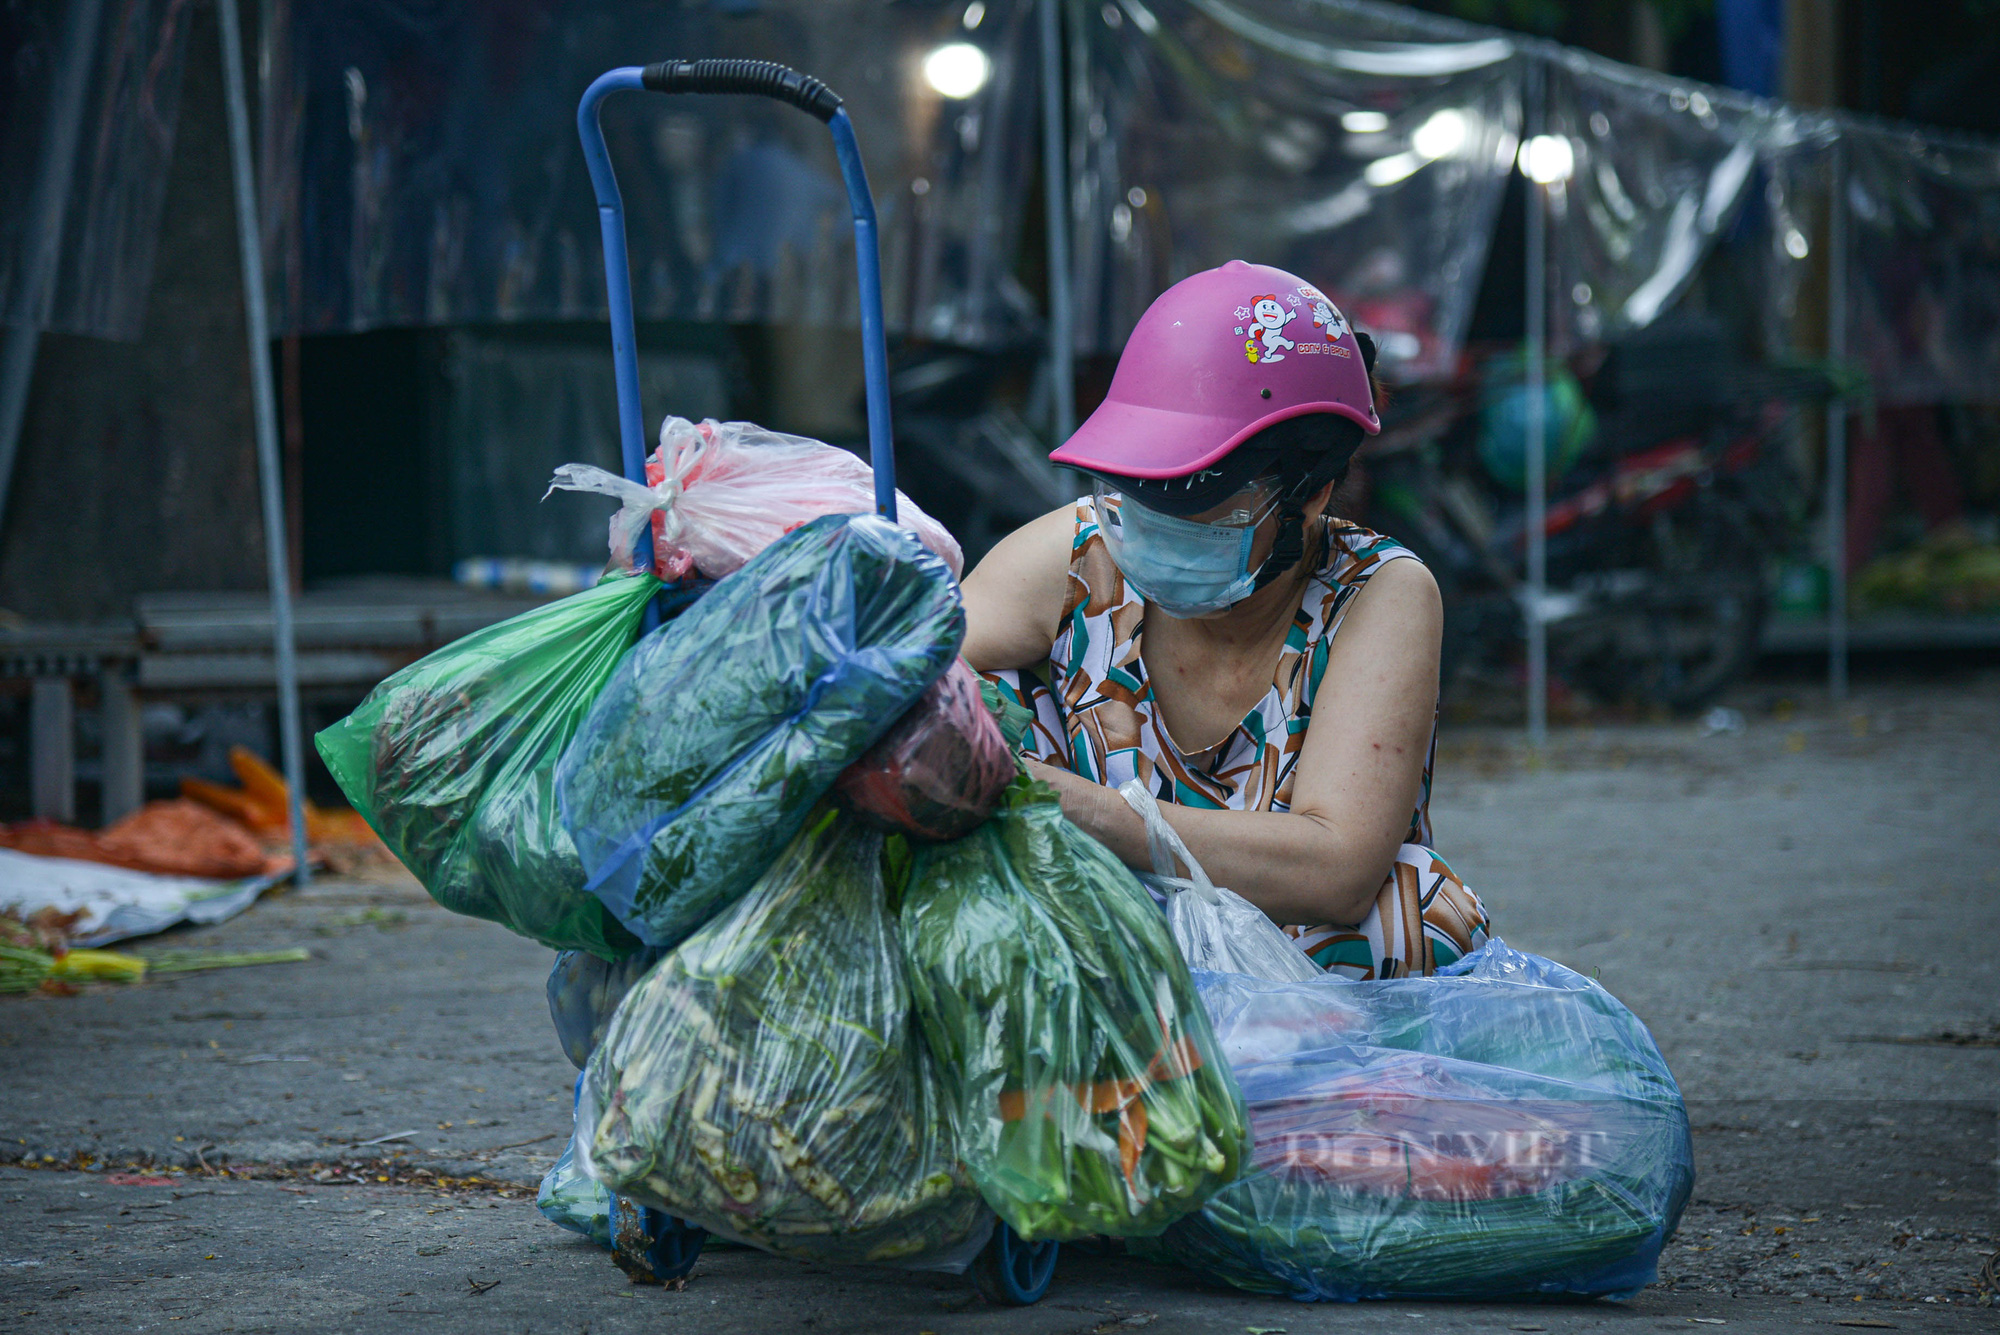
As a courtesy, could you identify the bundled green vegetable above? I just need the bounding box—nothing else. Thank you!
[317,573,662,958]
[0,942,54,993]
[558,513,961,949]
[575,809,988,1266]
[899,775,1248,1241]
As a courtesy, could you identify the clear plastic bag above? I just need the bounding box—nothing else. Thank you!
[573,810,990,1267]
[538,1075,616,1250]
[537,1138,614,1249]
[314,573,662,958]
[834,659,1015,842]
[556,513,962,949]
[1117,780,1324,983]
[1131,941,1695,1301]
[899,775,1249,1242]
[546,416,963,581]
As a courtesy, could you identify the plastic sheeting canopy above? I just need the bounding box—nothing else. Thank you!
[0,0,192,340]
[1842,120,2000,403]
[258,0,1041,344]
[10,0,1996,400]
[1069,0,1522,380]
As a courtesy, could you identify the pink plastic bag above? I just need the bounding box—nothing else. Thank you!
[834,659,1014,843]
[548,417,963,582]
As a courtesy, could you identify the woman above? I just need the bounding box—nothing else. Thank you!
[962,260,1488,979]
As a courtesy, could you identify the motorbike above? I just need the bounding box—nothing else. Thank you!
[1364,322,1830,714]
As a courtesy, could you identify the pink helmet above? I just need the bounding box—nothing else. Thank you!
[1050,260,1378,484]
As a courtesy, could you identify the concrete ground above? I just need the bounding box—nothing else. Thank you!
[3,673,1995,1332]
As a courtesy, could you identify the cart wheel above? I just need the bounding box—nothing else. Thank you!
[971,1222,1058,1305]
[610,1196,706,1284]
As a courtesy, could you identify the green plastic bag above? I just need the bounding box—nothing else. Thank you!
[900,776,1249,1242]
[315,573,658,958]
[575,809,989,1266]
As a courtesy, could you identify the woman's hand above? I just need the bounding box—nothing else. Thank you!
[1027,559,1442,929]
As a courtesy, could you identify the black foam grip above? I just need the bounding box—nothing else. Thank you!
[640,59,843,121]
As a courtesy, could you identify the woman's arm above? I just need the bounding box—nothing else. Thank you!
[1030,557,1442,926]
[959,504,1077,673]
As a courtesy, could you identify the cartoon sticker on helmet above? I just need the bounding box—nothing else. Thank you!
[1242,295,1296,363]
[1234,286,1354,363]
[1308,295,1350,342]
[1293,286,1354,359]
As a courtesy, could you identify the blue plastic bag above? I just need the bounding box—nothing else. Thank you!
[1131,941,1693,1301]
[545,947,667,1071]
[557,513,962,949]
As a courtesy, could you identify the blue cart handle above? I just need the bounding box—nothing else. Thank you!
[578,61,899,549]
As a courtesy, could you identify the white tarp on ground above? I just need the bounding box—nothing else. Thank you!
[0,849,287,947]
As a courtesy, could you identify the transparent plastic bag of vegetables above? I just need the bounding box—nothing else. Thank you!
[315,573,666,958]
[538,1137,613,1249]
[899,774,1249,1241]
[1131,941,1694,1301]
[573,809,990,1266]
[539,1073,615,1250]
[557,513,961,949]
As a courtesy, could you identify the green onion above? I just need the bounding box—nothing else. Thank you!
[0,943,54,993]
[901,774,1248,1242]
[139,947,310,974]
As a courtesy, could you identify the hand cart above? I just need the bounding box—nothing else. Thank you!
[575,59,1059,1305]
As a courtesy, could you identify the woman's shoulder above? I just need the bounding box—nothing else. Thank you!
[1300,520,1437,655]
[1318,520,1425,589]
[1301,524,1441,692]
[959,502,1091,671]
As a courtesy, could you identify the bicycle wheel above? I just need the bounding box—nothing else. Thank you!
[970,1222,1058,1305]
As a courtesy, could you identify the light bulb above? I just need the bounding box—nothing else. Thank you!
[1411,109,1467,160]
[1519,134,1574,184]
[923,43,991,100]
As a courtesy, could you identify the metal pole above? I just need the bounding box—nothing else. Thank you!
[1523,59,1549,747]
[1824,135,1848,702]
[1038,0,1075,444]
[825,109,897,521]
[218,0,309,884]
[0,0,104,528]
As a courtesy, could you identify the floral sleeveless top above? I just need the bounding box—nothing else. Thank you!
[1010,496,1435,842]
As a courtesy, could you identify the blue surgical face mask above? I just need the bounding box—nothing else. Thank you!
[1093,481,1280,617]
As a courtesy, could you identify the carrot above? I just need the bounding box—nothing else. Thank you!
[229,745,293,814]
[180,776,284,831]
